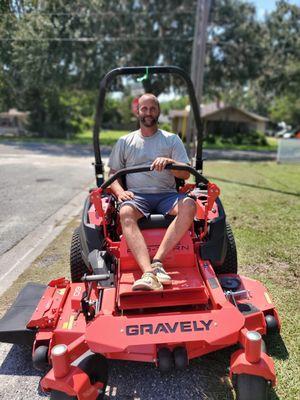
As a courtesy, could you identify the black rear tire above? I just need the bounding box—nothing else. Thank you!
[70,227,90,283]
[235,374,268,400]
[218,222,238,274]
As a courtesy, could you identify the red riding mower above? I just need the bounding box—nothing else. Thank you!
[0,67,280,400]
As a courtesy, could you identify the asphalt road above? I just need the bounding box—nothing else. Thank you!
[0,142,98,257]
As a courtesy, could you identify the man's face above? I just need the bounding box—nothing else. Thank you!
[138,98,160,127]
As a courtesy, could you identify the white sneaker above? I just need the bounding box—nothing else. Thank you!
[151,261,172,285]
[132,272,163,291]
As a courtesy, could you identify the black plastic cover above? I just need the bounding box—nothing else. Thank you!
[200,198,227,266]
[80,195,105,267]
[0,283,46,345]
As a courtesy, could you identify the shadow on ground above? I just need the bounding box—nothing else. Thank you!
[0,343,42,377]
[0,344,236,399]
[0,342,284,399]
[0,343,48,397]
[106,351,235,400]
[265,333,289,361]
[207,175,300,197]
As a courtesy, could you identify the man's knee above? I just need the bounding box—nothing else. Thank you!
[178,197,197,219]
[119,205,141,227]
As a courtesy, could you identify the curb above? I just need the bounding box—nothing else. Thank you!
[0,187,90,297]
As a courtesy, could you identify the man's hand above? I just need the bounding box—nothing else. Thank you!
[150,157,174,172]
[117,191,135,202]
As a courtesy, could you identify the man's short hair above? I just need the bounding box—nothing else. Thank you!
[138,93,160,111]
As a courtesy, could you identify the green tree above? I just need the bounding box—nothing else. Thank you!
[1,0,299,135]
[206,0,266,97]
[269,94,300,126]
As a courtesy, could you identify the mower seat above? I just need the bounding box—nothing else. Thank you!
[138,214,175,230]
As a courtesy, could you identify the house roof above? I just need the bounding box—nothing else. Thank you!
[169,103,269,122]
[0,109,29,118]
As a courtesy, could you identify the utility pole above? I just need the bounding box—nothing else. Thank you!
[186,0,211,160]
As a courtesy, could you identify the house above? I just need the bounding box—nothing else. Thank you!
[169,102,269,138]
[0,109,29,136]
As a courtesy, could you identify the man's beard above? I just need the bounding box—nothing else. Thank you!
[140,115,159,127]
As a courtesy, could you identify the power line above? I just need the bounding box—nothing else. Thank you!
[0,37,194,42]
[0,10,196,16]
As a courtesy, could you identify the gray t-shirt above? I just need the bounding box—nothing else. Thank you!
[108,129,189,193]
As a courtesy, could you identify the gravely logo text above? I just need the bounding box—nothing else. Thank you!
[125,320,213,336]
[127,244,189,253]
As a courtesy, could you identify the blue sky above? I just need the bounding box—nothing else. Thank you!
[249,0,300,19]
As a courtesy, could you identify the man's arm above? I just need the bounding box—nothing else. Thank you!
[150,158,190,180]
[109,169,135,201]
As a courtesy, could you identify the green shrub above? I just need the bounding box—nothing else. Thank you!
[205,134,216,144]
[210,130,268,146]
[159,122,172,131]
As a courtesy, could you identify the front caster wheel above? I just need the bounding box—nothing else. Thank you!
[158,347,173,373]
[265,314,279,335]
[32,345,49,371]
[173,346,188,370]
[235,374,268,400]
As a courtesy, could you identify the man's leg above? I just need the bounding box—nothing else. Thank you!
[120,204,162,291]
[119,204,153,273]
[153,197,196,262]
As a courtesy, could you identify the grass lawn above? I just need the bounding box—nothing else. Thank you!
[204,161,300,400]
[0,161,298,399]
[75,129,127,145]
[0,130,278,151]
[0,129,127,146]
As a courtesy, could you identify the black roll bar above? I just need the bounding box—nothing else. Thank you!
[101,163,208,190]
[93,66,204,187]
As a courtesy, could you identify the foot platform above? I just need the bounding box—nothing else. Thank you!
[118,266,209,310]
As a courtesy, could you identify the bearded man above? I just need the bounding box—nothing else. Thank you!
[108,93,196,291]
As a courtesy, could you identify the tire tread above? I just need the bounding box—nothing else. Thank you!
[70,227,89,283]
[219,222,238,274]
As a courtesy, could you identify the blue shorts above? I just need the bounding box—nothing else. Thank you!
[120,192,187,218]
